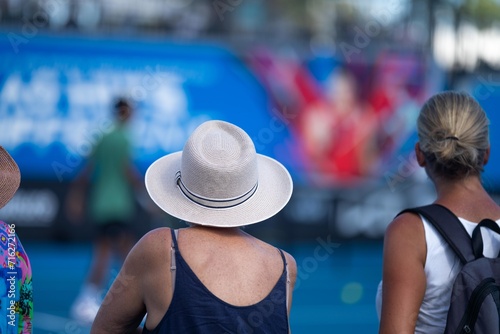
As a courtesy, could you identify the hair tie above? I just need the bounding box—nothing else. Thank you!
[445,136,459,141]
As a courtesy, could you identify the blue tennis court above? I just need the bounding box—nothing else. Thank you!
[27,237,383,333]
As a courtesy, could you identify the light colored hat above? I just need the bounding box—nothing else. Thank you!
[145,120,293,227]
[0,146,20,209]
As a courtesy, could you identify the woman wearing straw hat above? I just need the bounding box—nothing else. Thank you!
[91,120,297,333]
[0,147,33,333]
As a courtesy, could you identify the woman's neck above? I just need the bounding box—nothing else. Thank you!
[433,174,499,213]
[434,175,486,200]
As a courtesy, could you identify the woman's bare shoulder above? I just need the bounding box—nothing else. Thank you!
[251,237,297,282]
[140,227,172,242]
[385,211,424,239]
[384,211,426,262]
[128,227,172,264]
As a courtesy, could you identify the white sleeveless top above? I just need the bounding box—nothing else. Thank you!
[376,215,500,334]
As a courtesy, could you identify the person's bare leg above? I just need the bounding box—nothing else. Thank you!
[88,237,112,286]
[71,237,112,324]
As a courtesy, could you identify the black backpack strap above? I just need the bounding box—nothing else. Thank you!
[471,219,500,258]
[398,204,475,264]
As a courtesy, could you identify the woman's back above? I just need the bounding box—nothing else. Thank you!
[142,226,291,333]
[178,227,287,306]
[377,210,500,333]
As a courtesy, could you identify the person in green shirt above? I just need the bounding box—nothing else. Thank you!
[68,97,141,325]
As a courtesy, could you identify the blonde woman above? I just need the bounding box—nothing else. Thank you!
[377,91,500,333]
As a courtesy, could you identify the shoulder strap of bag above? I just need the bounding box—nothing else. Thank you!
[472,218,500,258]
[398,204,475,264]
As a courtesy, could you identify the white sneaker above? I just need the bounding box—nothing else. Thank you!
[70,285,101,325]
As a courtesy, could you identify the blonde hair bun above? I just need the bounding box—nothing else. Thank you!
[417,91,489,178]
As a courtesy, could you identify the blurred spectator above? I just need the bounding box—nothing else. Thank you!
[67,97,142,325]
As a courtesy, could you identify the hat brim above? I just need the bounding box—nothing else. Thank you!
[0,147,20,209]
[145,152,293,227]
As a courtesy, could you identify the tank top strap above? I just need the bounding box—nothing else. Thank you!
[170,229,179,294]
[170,228,179,249]
[277,248,290,325]
[277,248,285,263]
[276,248,288,281]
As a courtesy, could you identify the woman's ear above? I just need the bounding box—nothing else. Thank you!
[415,143,426,167]
[483,146,491,166]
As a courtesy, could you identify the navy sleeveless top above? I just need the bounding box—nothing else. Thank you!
[142,229,290,333]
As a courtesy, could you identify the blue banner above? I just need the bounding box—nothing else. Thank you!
[0,33,298,182]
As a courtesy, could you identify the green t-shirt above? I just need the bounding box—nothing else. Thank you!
[89,125,135,224]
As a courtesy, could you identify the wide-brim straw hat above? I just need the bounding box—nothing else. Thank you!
[0,146,20,209]
[145,120,293,227]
